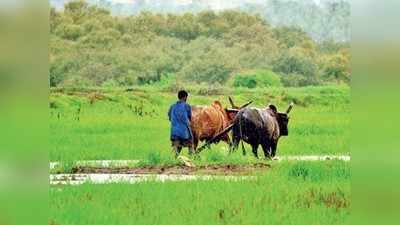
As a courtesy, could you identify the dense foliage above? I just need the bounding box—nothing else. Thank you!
[50,0,350,88]
[51,0,351,42]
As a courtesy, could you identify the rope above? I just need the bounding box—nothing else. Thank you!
[238,112,246,155]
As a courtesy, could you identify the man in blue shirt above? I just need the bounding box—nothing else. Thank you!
[168,90,193,157]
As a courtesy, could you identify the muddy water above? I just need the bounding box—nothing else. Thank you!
[273,155,350,161]
[49,155,350,170]
[50,164,267,185]
[49,155,350,185]
[50,173,256,185]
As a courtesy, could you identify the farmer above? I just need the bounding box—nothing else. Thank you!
[168,90,194,157]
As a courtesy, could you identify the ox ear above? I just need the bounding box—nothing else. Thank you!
[228,96,238,108]
[268,104,278,114]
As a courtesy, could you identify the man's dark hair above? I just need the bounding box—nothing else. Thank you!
[178,90,188,99]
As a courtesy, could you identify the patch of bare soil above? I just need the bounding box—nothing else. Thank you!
[69,163,270,175]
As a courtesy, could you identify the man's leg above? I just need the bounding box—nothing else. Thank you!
[183,139,194,155]
[172,140,182,158]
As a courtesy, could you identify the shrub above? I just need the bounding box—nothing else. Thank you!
[273,47,322,86]
[195,83,228,96]
[281,73,321,87]
[55,24,84,41]
[102,79,119,88]
[323,53,350,83]
[232,70,282,88]
[62,75,92,88]
[180,58,234,85]
[233,75,257,88]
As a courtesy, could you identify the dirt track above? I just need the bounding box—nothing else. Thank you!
[50,155,350,185]
[69,163,270,175]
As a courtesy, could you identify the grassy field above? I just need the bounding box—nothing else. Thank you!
[50,85,350,224]
[50,85,350,163]
[50,161,350,225]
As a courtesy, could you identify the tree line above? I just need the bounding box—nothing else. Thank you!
[50,0,350,88]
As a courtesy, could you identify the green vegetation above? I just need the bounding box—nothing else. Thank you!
[50,85,349,163]
[50,161,350,225]
[49,2,350,224]
[50,1,350,88]
[51,0,350,42]
[232,70,282,88]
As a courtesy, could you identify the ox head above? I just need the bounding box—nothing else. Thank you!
[225,96,252,120]
[268,102,294,136]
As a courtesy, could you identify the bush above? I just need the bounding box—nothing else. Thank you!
[281,73,321,87]
[180,57,234,85]
[273,47,322,86]
[195,83,228,96]
[62,75,92,88]
[157,74,176,87]
[232,70,282,88]
[102,79,119,88]
[55,24,84,41]
[233,75,257,88]
[323,53,350,83]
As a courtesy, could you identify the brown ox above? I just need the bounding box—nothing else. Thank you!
[190,98,251,151]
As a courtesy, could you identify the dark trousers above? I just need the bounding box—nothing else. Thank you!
[171,138,194,157]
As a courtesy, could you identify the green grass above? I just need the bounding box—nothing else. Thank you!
[50,86,350,224]
[50,85,350,162]
[50,161,350,225]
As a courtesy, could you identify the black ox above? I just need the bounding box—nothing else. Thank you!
[228,103,294,158]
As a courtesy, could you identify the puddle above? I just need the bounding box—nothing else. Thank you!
[273,155,350,161]
[50,173,256,185]
[49,155,351,185]
[50,160,140,170]
[50,155,350,170]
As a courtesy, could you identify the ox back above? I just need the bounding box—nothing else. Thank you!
[190,102,232,151]
[231,107,282,158]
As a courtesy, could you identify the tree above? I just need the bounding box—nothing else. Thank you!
[323,50,350,83]
[273,26,313,49]
[179,47,236,84]
[273,47,321,86]
[49,3,350,87]
[64,0,89,24]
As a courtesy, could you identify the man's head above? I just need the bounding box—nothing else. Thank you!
[178,90,189,101]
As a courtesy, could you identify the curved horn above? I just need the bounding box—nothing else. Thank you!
[286,102,294,114]
[228,96,236,108]
[239,101,253,109]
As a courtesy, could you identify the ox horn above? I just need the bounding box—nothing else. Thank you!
[239,101,253,109]
[286,102,294,114]
[228,96,237,108]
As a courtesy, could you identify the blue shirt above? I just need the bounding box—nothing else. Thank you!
[168,101,192,141]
